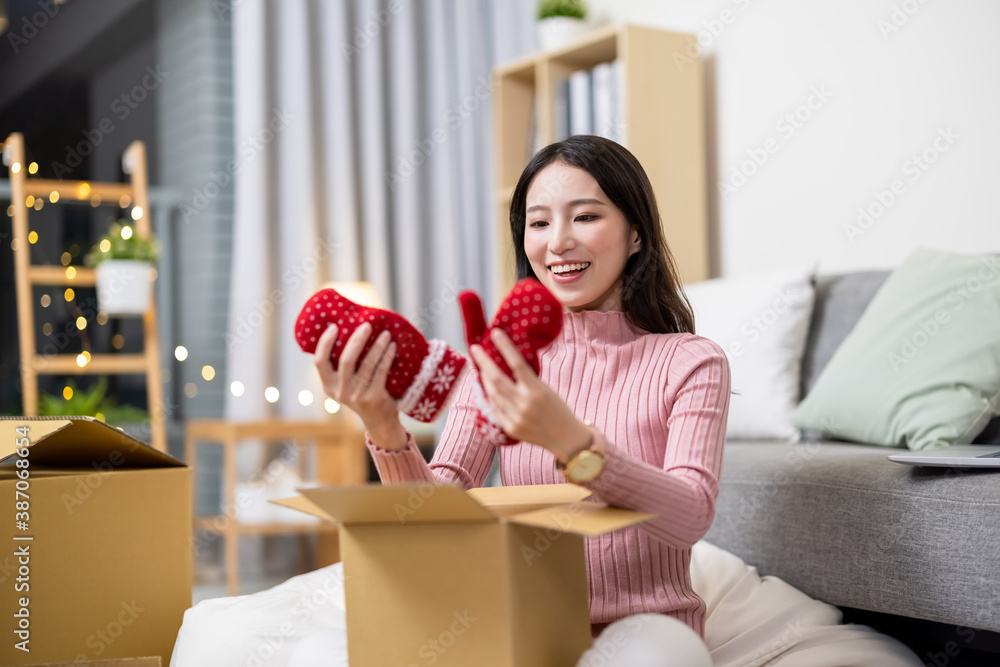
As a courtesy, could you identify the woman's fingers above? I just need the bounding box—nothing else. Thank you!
[489,328,534,383]
[471,344,518,415]
[336,322,374,388]
[471,345,502,390]
[313,322,398,426]
[313,324,340,387]
[372,342,397,390]
[356,330,392,385]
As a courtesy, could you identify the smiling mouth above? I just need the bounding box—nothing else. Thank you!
[549,262,591,276]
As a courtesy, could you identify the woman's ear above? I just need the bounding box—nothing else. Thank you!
[629,229,641,257]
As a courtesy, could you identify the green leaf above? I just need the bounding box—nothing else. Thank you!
[537,0,587,20]
[36,377,150,424]
[85,220,160,268]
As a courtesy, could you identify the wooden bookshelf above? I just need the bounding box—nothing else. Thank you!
[492,24,709,302]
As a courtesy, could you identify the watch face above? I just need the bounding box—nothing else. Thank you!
[569,451,604,482]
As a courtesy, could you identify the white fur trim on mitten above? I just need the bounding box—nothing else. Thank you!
[397,339,468,422]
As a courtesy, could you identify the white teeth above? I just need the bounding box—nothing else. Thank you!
[550,262,591,274]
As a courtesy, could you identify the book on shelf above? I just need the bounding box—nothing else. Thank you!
[569,69,593,136]
[612,59,626,144]
[522,58,626,155]
[555,78,571,143]
[527,94,540,158]
[592,61,614,140]
[551,59,624,143]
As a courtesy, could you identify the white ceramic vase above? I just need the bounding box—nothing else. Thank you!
[537,16,588,51]
[96,260,154,316]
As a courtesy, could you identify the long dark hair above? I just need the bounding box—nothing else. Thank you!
[509,135,695,335]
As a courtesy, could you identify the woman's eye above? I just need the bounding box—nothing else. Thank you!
[528,220,548,228]
[576,214,597,222]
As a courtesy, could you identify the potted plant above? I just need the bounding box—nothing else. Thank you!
[85,220,160,316]
[537,0,588,51]
[38,377,150,425]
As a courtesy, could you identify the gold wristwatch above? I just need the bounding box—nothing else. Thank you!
[558,421,605,483]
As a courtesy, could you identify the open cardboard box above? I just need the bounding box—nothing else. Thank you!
[274,482,653,667]
[1,417,190,665]
[27,659,161,667]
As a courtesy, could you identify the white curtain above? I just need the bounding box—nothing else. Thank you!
[225,0,536,423]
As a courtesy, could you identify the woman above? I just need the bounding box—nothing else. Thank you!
[171,137,921,667]
[315,135,729,665]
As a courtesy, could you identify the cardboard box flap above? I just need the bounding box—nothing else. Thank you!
[0,417,183,468]
[270,495,337,521]
[300,483,496,525]
[509,501,655,537]
[466,483,593,517]
[31,659,162,667]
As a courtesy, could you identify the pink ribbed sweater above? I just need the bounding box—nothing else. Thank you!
[366,309,731,638]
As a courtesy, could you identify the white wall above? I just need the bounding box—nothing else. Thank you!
[584,0,1000,277]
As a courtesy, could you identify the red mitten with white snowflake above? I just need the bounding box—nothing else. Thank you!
[295,288,467,422]
[458,278,563,445]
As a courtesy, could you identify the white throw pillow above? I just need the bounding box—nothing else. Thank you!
[684,264,817,440]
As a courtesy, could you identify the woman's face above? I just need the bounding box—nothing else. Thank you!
[524,161,640,313]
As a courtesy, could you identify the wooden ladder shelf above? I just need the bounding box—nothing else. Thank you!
[4,132,167,452]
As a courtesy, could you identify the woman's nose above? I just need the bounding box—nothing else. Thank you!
[547,219,575,252]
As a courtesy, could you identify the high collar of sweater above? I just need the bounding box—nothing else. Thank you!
[552,308,648,347]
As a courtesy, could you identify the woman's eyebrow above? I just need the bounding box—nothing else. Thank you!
[526,198,606,214]
[568,198,606,208]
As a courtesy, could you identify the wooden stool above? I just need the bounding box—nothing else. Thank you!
[185,417,367,596]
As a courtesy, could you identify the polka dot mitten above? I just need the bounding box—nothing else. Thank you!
[294,288,468,422]
[458,278,563,445]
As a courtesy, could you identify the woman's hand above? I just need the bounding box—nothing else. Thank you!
[313,322,407,449]
[471,328,592,464]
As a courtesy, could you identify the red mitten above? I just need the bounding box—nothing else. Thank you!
[458,278,563,445]
[295,288,467,422]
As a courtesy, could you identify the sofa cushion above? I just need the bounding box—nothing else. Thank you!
[685,264,816,440]
[706,440,1000,633]
[798,268,1000,444]
[792,248,1000,450]
[799,270,890,400]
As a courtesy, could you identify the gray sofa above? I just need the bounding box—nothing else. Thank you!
[704,271,1000,660]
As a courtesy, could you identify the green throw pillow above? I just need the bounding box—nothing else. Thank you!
[793,248,1000,450]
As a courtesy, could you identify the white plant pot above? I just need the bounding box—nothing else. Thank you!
[96,260,154,316]
[537,16,588,52]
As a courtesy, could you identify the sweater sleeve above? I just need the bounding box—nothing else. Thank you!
[366,367,497,490]
[579,335,731,549]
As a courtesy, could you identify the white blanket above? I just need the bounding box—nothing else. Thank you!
[171,541,922,666]
[690,541,920,667]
